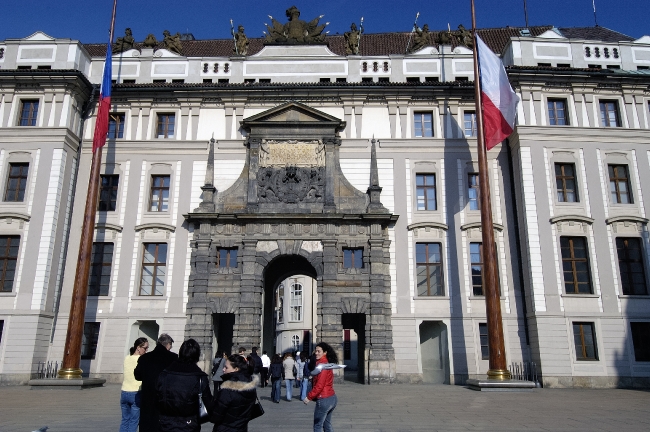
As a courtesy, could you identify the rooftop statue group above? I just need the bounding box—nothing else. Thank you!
[265,6,329,44]
[112,28,183,55]
[110,7,475,57]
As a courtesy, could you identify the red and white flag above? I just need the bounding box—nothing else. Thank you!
[477,35,519,150]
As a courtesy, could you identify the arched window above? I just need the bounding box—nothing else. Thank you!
[277,283,284,323]
[290,282,303,321]
[292,334,300,351]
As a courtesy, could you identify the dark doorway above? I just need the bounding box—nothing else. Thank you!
[213,313,235,356]
[342,313,366,383]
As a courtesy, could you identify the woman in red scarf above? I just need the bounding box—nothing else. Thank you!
[302,342,338,432]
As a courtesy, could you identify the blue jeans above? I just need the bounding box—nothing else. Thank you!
[285,379,294,400]
[300,378,309,400]
[271,378,282,402]
[119,390,141,432]
[313,394,337,432]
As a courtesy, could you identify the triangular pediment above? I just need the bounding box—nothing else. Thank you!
[538,28,566,39]
[634,35,650,44]
[244,102,342,124]
[23,31,55,41]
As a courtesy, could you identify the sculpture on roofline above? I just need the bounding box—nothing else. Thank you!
[265,5,329,44]
[233,25,249,55]
[143,33,158,48]
[344,22,363,55]
[408,24,431,53]
[112,28,135,53]
[162,30,183,54]
[456,24,474,49]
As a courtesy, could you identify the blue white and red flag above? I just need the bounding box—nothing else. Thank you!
[92,42,112,152]
[476,35,519,150]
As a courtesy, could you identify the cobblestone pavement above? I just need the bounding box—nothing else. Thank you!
[2,382,649,432]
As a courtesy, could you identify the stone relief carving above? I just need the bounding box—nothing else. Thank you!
[257,166,325,204]
[259,140,324,167]
[256,240,279,253]
[301,241,323,253]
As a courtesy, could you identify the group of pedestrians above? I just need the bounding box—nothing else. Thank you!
[119,334,261,432]
[120,334,338,432]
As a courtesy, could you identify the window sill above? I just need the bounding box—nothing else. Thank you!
[618,295,650,299]
[0,291,17,297]
[131,295,166,300]
[561,294,600,298]
[414,296,449,300]
[469,296,506,300]
[574,359,600,362]
[87,295,112,299]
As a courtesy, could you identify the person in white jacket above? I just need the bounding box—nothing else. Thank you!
[260,350,270,387]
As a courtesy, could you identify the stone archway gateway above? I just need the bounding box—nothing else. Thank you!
[184,102,397,383]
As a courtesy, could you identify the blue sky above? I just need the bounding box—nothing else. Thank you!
[1,0,647,43]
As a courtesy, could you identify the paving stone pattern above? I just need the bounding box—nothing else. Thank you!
[2,383,649,432]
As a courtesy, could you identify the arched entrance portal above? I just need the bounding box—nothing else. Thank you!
[185,102,397,383]
[262,255,317,355]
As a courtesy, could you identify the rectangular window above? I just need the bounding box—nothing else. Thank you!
[98,174,119,211]
[4,162,29,202]
[107,113,125,139]
[464,111,477,137]
[18,100,39,126]
[217,248,238,268]
[616,238,648,295]
[0,235,20,292]
[81,322,101,360]
[468,173,480,210]
[630,322,650,362]
[343,248,363,269]
[470,243,484,296]
[149,175,170,212]
[548,99,569,125]
[277,284,284,323]
[139,243,167,296]
[88,242,113,296]
[156,113,175,138]
[290,282,303,321]
[479,323,489,360]
[573,322,598,361]
[414,112,433,137]
[416,174,436,211]
[416,243,444,296]
[0,320,3,345]
[599,100,620,127]
[555,163,579,203]
[608,164,633,204]
[561,237,592,294]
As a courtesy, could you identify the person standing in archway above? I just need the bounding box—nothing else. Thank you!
[282,352,296,401]
[303,343,338,432]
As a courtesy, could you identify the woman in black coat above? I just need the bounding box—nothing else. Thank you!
[156,339,212,432]
[210,354,259,432]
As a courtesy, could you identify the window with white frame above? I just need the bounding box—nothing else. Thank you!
[413,112,433,137]
[290,282,303,321]
[292,334,300,351]
[464,111,477,137]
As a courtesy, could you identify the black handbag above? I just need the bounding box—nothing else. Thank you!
[251,395,264,420]
[198,377,210,424]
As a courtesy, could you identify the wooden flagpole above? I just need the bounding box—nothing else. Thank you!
[470,0,511,380]
[58,0,118,379]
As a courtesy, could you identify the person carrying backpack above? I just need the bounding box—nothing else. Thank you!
[269,354,283,403]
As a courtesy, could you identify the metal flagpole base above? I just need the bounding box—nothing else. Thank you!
[57,368,84,379]
[487,368,512,380]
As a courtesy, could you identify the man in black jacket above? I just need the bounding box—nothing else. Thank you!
[134,333,177,432]
[248,347,264,385]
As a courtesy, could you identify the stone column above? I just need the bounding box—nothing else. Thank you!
[319,238,343,362]
[233,238,262,348]
[185,225,213,369]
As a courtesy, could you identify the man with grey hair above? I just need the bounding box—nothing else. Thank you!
[134,333,177,432]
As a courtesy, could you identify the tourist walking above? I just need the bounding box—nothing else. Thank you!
[303,342,338,432]
[299,352,310,401]
[156,339,212,431]
[248,347,263,385]
[212,351,227,392]
[260,350,270,387]
[269,354,283,403]
[120,337,148,432]
[211,354,259,431]
[282,352,296,401]
[134,333,178,432]
[295,351,304,388]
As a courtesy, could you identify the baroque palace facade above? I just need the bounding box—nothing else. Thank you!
[1,10,649,387]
